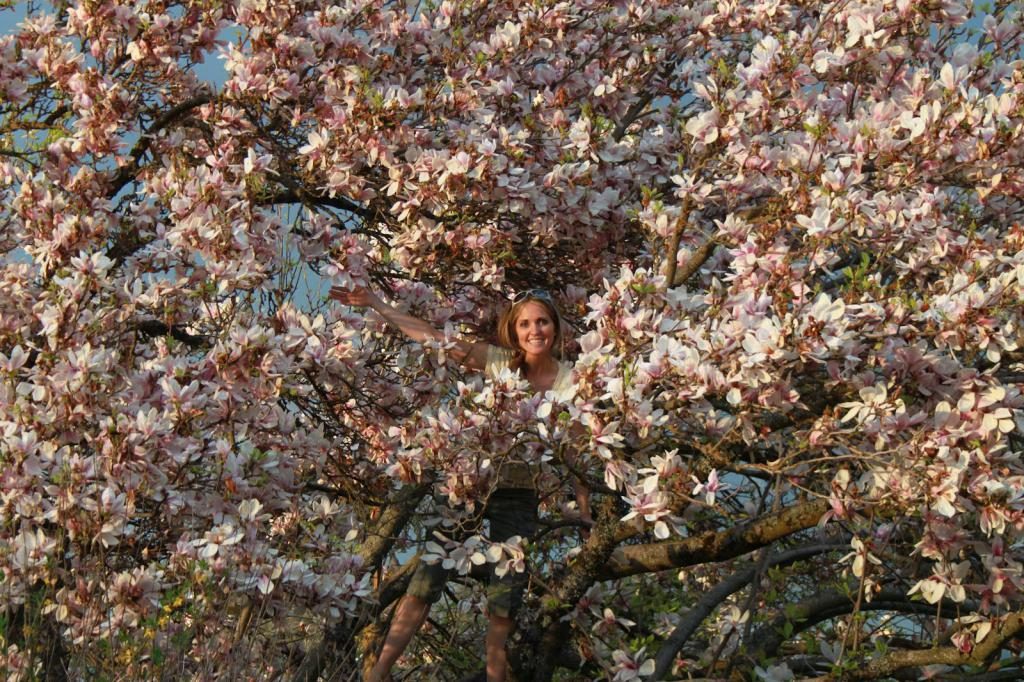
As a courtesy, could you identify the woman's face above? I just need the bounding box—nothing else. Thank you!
[514,301,556,356]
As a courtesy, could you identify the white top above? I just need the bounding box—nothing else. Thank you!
[484,345,575,402]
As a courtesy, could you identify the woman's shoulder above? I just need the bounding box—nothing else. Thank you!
[484,346,576,401]
[484,344,517,378]
[551,359,576,402]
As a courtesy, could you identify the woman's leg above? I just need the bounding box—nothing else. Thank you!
[485,613,514,682]
[482,488,539,682]
[368,554,451,682]
[366,594,431,682]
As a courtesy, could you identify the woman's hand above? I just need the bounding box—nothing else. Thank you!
[328,283,486,369]
[329,285,380,309]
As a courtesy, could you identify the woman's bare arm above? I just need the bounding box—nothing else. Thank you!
[330,285,488,371]
[563,424,593,537]
[568,450,593,536]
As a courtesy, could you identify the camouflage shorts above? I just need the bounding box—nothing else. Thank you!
[406,487,539,619]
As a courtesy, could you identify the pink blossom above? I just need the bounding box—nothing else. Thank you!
[610,647,656,681]
[692,469,723,506]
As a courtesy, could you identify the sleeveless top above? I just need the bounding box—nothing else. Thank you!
[483,345,575,488]
[484,346,575,401]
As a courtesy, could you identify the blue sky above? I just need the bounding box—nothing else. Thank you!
[0,2,25,31]
[1,3,26,40]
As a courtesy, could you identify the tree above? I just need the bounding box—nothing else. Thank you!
[1,0,1023,679]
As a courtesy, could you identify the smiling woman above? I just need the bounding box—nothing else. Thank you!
[496,291,570,394]
[327,284,588,682]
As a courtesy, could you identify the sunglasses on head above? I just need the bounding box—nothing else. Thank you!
[512,289,554,304]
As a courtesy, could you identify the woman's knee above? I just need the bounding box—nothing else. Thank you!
[487,612,514,636]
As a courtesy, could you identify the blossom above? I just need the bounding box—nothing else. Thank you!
[238,498,264,522]
[194,523,244,559]
[795,204,844,237]
[0,345,29,372]
[841,537,882,578]
[684,109,720,144]
[755,663,795,681]
[846,13,884,48]
[622,476,673,539]
[592,607,636,635]
[610,647,656,681]
[692,469,723,506]
[445,151,472,176]
[11,528,55,571]
[639,449,682,479]
[488,536,526,578]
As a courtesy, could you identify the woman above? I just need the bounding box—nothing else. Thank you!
[328,285,590,682]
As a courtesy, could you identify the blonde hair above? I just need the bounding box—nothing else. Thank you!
[496,295,566,360]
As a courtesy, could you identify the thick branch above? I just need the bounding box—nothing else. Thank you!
[669,202,776,287]
[663,197,692,287]
[517,497,624,682]
[600,499,829,579]
[846,610,1024,681]
[612,95,656,141]
[746,586,977,661]
[671,236,716,286]
[612,54,682,142]
[293,483,430,682]
[356,483,431,569]
[663,151,717,285]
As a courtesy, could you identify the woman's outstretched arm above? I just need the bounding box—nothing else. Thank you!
[568,450,593,538]
[329,285,488,371]
[563,424,593,538]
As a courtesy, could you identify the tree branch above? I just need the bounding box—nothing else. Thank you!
[257,186,373,220]
[746,585,981,662]
[847,609,1024,681]
[293,483,430,682]
[663,196,692,287]
[600,499,829,579]
[108,94,214,197]
[356,483,432,570]
[135,319,209,347]
[671,236,716,286]
[515,497,625,682]
[612,54,683,142]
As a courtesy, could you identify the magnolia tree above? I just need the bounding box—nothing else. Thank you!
[2,0,1023,679]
